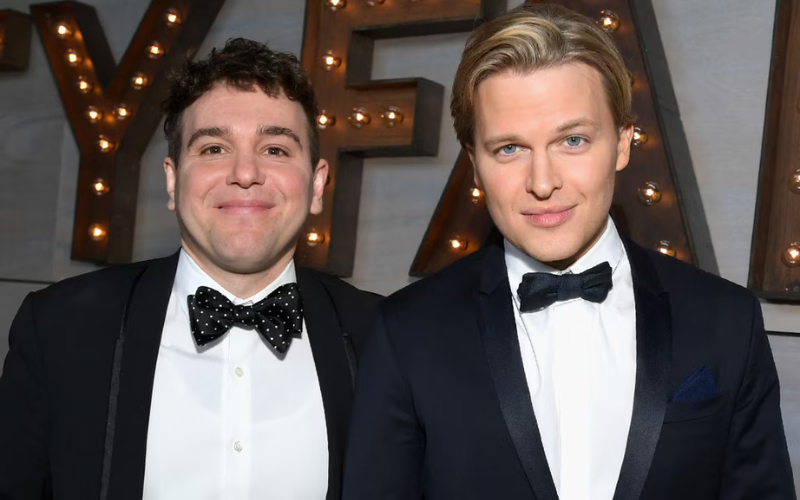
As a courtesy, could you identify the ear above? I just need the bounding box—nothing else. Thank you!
[615,123,634,172]
[309,158,329,215]
[467,145,483,189]
[164,157,177,211]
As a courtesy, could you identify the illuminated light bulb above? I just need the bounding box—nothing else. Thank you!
[348,108,371,129]
[317,111,335,130]
[325,0,346,11]
[97,135,114,153]
[323,50,341,71]
[381,107,404,127]
[632,126,648,147]
[86,106,103,123]
[365,0,385,5]
[449,237,468,251]
[115,105,130,120]
[598,10,620,33]
[131,73,148,89]
[92,178,110,195]
[637,181,662,206]
[66,49,82,66]
[790,169,800,194]
[470,187,482,203]
[55,22,72,39]
[165,8,182,25]
[784,242,800,267]
[148,42,165,59]
[654,240,676,257]
[77,76,92,94]
[306,230,325,247]
[88,224,107,241]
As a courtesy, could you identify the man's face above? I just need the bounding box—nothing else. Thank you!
[164,83,327,276]
[469,63,633,268]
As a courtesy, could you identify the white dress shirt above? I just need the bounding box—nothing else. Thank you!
[143,250,328,500]
[504,217,637,500]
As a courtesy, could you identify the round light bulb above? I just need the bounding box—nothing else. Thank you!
[115,105,130,120]
[66,49,82,66]
[655,240,676,257]
[470,187,482,203]
[381,107,404,127]
[325,0,346,10]
[790,169,800,194]
[55,23,72,39]
[92,178,110,195]
[77,76,92,94]
[449,237,468,251]
[148,42,164,59]
[599,10,620,33]
[783,242,800,267]
[365,0,385,5]
[165,8,182,25]
[88,224,107,241]
[306,230,325,247]
[637,181,662,206]
[323,50,341,70]
[317,111,335,130]
[632,126,648,147]
[86,106,103,123]
[131,73,148,89]
[97,135,114,153]
[349,108,371,129]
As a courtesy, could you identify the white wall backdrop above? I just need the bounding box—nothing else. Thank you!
[0,0,797,488]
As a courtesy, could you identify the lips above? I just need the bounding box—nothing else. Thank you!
[522,206,575,228]
[216,199,275,214]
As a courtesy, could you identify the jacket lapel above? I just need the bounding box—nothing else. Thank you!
[477,242,559,500]
[106,253,179,500]
[613,239,672,500]
[297,268,354,500]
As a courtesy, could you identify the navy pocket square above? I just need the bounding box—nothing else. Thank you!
[671,365,720,402]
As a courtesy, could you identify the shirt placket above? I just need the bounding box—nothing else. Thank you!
[224,299,253,499]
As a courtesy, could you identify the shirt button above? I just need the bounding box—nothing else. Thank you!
[233,441,243,452]
[235,367,244,378]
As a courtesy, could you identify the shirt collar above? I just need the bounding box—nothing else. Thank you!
[504,216,625,301]
[175,248,297,320]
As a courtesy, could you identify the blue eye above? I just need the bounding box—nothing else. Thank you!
[500,144,518,155]
[565,136,584,147]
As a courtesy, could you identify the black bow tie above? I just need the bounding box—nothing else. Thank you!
[517,262,613,313]
[187,283,303,352]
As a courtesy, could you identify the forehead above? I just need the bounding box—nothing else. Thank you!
[474,63,613,131]
[181,83,308,141]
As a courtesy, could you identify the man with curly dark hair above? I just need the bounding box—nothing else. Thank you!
[0,38,380,500]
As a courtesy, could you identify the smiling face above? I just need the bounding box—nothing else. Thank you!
[469,63,633,269]
[164,83,327,278]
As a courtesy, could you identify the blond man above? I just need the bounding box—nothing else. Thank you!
[343,4,794,499]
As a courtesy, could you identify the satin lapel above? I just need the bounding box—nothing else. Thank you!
[477,243,558,500]
[297,269,353,500]
[106,253,179,500]
[613,240,672,500]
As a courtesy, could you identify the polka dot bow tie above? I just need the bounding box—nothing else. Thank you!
[187,284,303,353]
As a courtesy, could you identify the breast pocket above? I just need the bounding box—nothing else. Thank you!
[663,391,729,424]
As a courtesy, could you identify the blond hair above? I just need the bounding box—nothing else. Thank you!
[451,3,634,147]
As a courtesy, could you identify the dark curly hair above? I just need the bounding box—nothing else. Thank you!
[162,38,319,166]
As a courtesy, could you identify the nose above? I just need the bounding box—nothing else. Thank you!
[226,151,264,188]
[525,150,562,199]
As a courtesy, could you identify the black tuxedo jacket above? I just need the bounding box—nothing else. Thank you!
[0,253,381,500]
[343,238,795,499]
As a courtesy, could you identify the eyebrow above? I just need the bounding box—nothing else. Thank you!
[483,134,526,151]
[186,126,230,150]
[554,118,601,133]
[257,125,303,148]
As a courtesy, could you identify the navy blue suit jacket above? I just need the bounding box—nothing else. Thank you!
[343,238,795,500]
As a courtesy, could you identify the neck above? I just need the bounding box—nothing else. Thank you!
[182,244,293,299]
